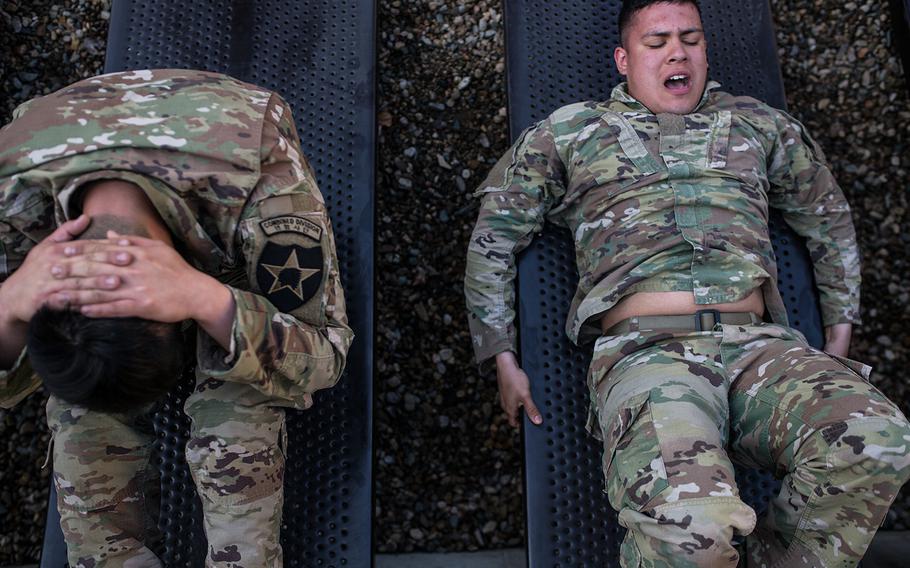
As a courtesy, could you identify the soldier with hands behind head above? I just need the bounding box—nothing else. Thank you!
[0,69,352,567]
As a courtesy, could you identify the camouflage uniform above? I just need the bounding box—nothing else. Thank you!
[0,70,353,567]
[465,82,910,567]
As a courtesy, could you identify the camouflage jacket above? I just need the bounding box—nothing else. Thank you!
[465,82,860,367]
[0,69,352,409]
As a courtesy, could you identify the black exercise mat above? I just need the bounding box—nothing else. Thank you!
[503,1,823,566]
[41,1,375,567]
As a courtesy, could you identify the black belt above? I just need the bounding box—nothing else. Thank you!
[603,310,762,336]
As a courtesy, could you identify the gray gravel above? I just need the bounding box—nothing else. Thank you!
[1,0,909,563]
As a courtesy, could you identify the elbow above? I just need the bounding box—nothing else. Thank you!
[308,325,353,392]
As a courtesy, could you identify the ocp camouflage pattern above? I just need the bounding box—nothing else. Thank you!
[0,68,353,409]
[590,322,910,567]
[0,69,353,567]
[464,82,860,366]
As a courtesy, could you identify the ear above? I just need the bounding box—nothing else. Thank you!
[614,46,629,76]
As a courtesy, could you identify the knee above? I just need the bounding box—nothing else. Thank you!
[804,414,910,485]
[619,497,756,568]
[846,415,910,478]
[184,399,286,507]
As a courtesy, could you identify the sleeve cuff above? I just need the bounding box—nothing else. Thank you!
[0,348,41,409]
[821,311,862,327]
[195,287,265,382]
[473,337,517,376]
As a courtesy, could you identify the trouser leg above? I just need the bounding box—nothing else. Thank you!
[184,377,286,568]
[591,332,756,568]
[47,395,162,568]
[725,324,910,568]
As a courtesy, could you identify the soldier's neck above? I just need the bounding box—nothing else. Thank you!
[79,179,173,245]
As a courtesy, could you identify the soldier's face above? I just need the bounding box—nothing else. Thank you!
[613,2,708,115]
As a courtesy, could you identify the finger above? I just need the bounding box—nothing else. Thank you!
[105,230,134,246]
[103,232,159,247]
[522,395,543,425]
[76,275,122,290]
[47,214,90,243]
[52,288,123,307]
[62,248,134,266]
[504,400,519,428]
[46,275,121,294]
[53,258,131,279]
[80,299,140,318]
[63,242,134,263]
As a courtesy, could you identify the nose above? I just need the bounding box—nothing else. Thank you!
[667,40,689,63]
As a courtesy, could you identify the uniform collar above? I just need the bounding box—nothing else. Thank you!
[610,80,721,114]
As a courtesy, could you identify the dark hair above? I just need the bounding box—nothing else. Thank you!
[27,306,184,413]
[618,0,702,46]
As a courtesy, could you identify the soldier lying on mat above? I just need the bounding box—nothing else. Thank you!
[464,1,910,566]
[0,69,352,567]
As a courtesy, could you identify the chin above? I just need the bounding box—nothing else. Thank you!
[661,96,699,115]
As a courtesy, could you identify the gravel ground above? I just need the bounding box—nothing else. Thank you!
[1,0,908,563]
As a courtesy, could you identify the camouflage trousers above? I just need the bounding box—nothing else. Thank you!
[589,322,910,568]
[47,377,287,568]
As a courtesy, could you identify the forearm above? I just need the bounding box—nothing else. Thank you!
[190,274,237,352]
[197,287,352,397]
[0,287,27,370]
[0,316,27,370]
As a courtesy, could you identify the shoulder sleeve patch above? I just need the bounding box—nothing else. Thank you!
[260,216,323,240]
[256,242,324,312]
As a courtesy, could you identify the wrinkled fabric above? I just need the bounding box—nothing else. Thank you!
[464,82,860,368]
[0,68,353,409]
[590,323,910,568]
[0,69,352,567]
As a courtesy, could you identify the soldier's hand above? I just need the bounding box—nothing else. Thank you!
[495,351,543,428]
[0,214,106,323]
[824,323,852,357]
[49,233,218,323]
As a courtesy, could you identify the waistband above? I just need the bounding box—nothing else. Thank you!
[602,310,762,336]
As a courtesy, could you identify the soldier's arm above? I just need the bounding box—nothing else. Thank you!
[193,94,353,407]
[465,117,567,369]
[765,108,860,352]
[0,216,90,406]
[464,117,567,425]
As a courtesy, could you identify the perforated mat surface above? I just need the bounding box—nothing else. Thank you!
[504,1,822,566]
[41,1,375,567]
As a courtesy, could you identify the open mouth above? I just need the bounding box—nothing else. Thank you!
[664,74,691,93]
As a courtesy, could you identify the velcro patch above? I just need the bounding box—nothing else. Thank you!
[256,242,323,312]
[260,215,322,241]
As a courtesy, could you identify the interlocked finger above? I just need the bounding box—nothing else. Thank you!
[52,257,131,279]
[80,299,138,318]
[62,243,134,264]
[53,289,121,306]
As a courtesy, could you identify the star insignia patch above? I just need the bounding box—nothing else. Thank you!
[256,242,323,312]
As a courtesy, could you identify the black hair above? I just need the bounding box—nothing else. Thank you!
[618,0,703,46]
[28,306,183,413]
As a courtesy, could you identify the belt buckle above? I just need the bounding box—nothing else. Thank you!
[695,309,722,331]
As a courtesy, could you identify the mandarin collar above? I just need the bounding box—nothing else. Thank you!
[610,80,721,114]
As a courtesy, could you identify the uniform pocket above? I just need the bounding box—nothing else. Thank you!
[601,390,670,512]
[826,352,873,381]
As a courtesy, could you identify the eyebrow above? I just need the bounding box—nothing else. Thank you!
[642,27,704,39]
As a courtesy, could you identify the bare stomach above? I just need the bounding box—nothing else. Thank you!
[600,289,765,332]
